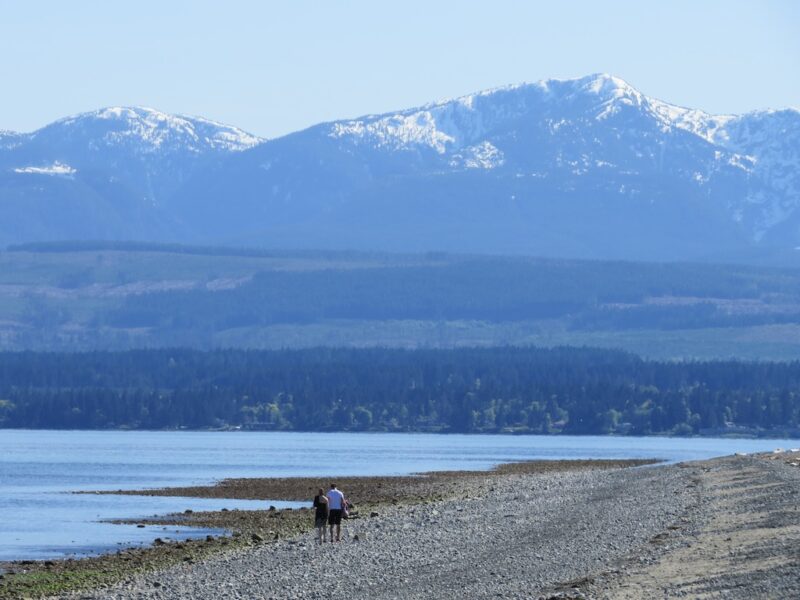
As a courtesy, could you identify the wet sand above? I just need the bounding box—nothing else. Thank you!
[94,458,658,503]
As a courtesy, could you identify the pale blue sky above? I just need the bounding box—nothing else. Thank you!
[1,0,798,138]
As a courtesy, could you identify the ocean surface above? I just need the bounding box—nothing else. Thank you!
[1,429,796,562]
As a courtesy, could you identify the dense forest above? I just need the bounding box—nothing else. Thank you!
[101,260,800,330]
[1,347,799,436]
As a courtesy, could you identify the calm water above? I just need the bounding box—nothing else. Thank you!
[1,429,796,561]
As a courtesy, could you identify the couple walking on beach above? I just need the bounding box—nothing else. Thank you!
[313,483,348,543]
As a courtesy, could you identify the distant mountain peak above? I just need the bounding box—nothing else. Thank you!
[562,72,637,95]
[330,73,772,156]
[40,106,263,154]
[93,106,163,120]
[327,74,685,155]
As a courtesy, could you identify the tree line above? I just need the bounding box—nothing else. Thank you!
[1,347,799,436]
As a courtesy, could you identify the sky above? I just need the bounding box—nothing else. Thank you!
[1,0,798,138]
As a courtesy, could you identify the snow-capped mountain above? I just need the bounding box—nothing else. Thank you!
[0,107,262,243]
[1,76,798,263]
[36,106,261,154]
[6,106,261,196]
[320,73,798,243]
[709,109,800,241]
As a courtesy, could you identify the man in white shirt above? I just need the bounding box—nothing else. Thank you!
[326,483,346,542]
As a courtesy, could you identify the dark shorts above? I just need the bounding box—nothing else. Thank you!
[315,515,327,528]
[328,509,343,525]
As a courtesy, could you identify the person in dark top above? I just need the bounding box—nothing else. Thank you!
[312,488,329,544]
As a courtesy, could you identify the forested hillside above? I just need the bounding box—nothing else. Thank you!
[2,243,800,359]
[2,347,799,436]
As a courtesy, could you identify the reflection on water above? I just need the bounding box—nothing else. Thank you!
[0,429,795,560]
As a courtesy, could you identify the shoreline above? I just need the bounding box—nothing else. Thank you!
[0,459,654,599]
[2,453,799,598]
[3,426,799,439]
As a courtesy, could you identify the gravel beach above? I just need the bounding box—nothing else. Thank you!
[34,452,800,599]
[585,451,800,599]
[54,461,685,599]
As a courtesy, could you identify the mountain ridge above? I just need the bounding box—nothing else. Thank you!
[1,74,799,264]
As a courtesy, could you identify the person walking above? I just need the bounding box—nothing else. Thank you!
[326,483,345,542]
[312,487,329,544]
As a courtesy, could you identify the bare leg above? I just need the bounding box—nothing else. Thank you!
[335,523,341,542]
[329,524,334,542]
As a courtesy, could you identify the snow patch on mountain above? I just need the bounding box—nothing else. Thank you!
[13,162,77,177]
[450,141,505,169]
[331,110,458,154]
